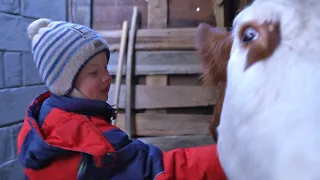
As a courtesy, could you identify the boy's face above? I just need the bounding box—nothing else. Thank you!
[75,52,111,101]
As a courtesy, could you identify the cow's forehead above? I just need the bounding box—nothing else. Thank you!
[236,0,320,25]
[233,1,294,31]
[230,0,320,51]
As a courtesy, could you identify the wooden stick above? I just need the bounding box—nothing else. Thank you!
[125,6,138,139]
[111,20,129,126]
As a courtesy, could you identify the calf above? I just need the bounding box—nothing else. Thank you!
[196,0,320,179]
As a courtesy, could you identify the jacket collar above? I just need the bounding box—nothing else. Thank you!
[47,92,117,122]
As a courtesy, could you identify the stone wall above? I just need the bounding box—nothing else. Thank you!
[0,0,66,179]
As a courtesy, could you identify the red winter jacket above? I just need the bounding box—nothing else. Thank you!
[17,92,227,180]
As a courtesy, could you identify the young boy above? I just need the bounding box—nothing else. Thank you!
[17,18,227,180]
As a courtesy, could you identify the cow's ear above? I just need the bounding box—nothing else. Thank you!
[195,23,233,86]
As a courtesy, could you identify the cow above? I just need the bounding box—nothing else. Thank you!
[196,0,320,179]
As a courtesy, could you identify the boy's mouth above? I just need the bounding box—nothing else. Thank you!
[100,86,110,93]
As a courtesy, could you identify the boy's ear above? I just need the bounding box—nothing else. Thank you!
[195,23,233,86]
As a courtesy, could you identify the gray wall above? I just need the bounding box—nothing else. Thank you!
[0,0,67,179]
[70,0,91,27]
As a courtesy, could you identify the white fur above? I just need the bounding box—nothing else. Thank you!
[217,0,320,179]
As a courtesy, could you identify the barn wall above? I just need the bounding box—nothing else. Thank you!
[92,0,215,30]
[168,0,214,27]
[0,0,66,179]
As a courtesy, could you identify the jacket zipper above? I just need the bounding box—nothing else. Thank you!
[76,157,87,180]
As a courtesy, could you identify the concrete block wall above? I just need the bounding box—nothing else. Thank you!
[70,0,92,27]
[0,0,66,179]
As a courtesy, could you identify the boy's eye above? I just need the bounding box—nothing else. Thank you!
[89,71,97,75]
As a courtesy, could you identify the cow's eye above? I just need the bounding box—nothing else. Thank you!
[242,27,258,43]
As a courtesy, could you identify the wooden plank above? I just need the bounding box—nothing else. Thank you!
[168,0,213,28]
[110,43,193,51]
[98,28,197,38]
[145,74,168,113]
[99,28,197,44]
[98,28,197,51]
[93,5,148,30]
[138,135,215,151]
[168,74,202,86]
[108,42,195,51]
[136,27,196,37]
[107,85,218,109]
[115,113,211,136]
[108,51,202,75]
[146,75,167,85]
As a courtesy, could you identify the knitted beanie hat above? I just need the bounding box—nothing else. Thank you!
[27,18,110,96]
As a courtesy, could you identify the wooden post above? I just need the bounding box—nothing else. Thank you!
[125,7,138,139]
[147,0,168,28]
[146,0,168,113]
[213,0,225,27]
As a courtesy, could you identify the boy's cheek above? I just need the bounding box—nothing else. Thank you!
[80,82,96,96]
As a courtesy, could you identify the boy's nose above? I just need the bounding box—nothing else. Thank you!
[102,70,112,82]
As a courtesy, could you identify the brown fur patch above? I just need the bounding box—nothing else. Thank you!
[195,23,233,86]
[195,23,233,141]
[209,82,226,142]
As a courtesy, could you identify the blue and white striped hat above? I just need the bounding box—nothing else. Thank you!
[27,18,110,96]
